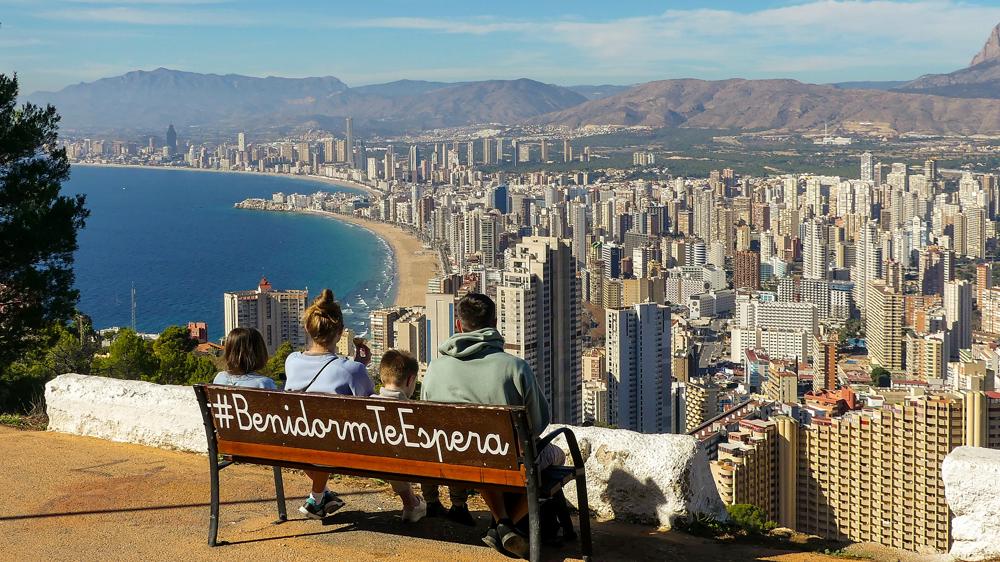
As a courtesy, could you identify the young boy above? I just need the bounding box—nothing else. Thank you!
[374,350,426,522]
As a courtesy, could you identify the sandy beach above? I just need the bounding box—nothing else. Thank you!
[305,210,440,308]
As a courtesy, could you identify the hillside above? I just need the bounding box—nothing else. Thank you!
[532,78,1000,135]
[893,22,1000,99]
[27,69,587,133]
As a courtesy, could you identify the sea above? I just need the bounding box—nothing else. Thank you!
[64,165,394,341]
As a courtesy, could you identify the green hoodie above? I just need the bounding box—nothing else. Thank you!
[420,327,550,438]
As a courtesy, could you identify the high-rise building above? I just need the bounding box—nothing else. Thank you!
[734,250,761,290]
[540,140,549,162]
[860,152,874,182]
[223,277,307,354]
[802,220,828,280]
[369,307,402,366]
[784,392,998,552]
[563,139,573,163]
[345,117,355,168]
[605,302,672,433]
[684,378,720,432]
[944,279,973,357]
[812,331,839,392]
[237,132,247,152]
[866,281,904,372]
[496,237,581,423]
[976,262,993,305]
[165,124,177,156]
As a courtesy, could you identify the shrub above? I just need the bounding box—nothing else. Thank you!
[727,504,777,536]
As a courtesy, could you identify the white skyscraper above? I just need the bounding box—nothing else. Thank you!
[496,237,581,423]
[803,219,828,280]
[606,302,673,433]
[860,152,875,182]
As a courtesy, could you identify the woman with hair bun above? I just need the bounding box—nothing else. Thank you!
[284,288,374,520]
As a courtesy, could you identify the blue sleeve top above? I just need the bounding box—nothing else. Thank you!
[283,351,374,396]
[212,371,277,390]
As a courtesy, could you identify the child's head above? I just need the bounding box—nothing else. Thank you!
[223,327,268,376]
[304,289,344,349]
[378,349,419,397]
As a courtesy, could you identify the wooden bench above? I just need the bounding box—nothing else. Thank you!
[193,384,593,561]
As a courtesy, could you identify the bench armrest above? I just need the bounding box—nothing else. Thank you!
[537,427,585,468]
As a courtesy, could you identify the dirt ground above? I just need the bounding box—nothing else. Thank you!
[0,426,875,562]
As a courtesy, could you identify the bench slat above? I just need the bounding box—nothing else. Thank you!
[218,439,529,488]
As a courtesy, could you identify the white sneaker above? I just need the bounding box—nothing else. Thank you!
[402,496,427,523]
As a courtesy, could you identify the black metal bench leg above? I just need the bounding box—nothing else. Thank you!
[272,466,287,523]
[208,454,221,547]
[526,484,542,562]
[575,474,593,561]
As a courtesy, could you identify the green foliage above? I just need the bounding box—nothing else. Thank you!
[679,505,777,539]
[870,366,891,388]
[0,321,96,412]
[92,328,158,379]
[841,318,863,342]
[726,504,777,536]
[261,340,294,382]
[0,73,89,369]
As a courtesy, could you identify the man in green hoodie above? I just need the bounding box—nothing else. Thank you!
[421,292,563,559]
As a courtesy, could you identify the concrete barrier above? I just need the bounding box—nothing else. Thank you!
[45,374,206,453]
[944,446,1000,561]
[547,424,727,528]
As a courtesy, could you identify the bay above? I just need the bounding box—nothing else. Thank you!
[64,165,393,341]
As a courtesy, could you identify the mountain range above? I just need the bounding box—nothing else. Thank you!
[27,22,1000,136]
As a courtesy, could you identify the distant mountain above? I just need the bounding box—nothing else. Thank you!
[29,68,350,132]
[532,78,1000,135]
[28,69,587,133]
[567,85,634,100]
[830,81,907,91]
[893,22,1000,99]
[351,80,462,98]
[971,22,1000,66]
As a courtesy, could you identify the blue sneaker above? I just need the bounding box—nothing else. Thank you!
[298,491,345,520]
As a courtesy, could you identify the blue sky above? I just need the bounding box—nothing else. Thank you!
[5,0,1000,94]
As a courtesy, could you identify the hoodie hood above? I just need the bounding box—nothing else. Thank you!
[438,327,505,359]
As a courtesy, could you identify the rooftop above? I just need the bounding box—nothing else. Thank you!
[0,426,855,562]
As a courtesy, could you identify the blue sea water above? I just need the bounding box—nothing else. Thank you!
[64,165,394,340]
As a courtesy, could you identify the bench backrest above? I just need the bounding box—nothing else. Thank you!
[194,384,531,489]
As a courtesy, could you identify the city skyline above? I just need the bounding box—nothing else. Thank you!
[7,1,1000,95]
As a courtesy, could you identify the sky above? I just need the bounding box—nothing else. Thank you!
[5,0,1000,95]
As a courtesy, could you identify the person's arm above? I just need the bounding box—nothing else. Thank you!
[261,377,277,390]
[517,364,550,438]
[349,363,375,396]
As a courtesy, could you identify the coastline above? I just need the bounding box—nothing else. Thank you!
[72,163,435,309]
[302,210,439,308]
[72,162,382,198]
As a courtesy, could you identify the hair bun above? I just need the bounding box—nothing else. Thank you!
[313,288,336,312]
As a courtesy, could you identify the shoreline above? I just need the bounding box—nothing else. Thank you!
[72,162,382,198]
[74,162,435,309]
[299,209,439,308]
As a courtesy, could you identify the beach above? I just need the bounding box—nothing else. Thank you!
[73,162,437,315]
[303,210,439,308]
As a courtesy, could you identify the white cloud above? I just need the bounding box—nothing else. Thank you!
[340,1,1000,81]
[41,6,255,26]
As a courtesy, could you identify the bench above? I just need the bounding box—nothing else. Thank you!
[193,384,593,562]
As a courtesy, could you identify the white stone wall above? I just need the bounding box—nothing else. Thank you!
[546,424,727,528]
[944,446,1000,561]
[45,373,206,453]
[44,374,726,527]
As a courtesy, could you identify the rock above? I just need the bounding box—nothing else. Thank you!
[971,23,1000,67]
[943,446,1000,561]
[45,373,206,453]
[544,424,727,528]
